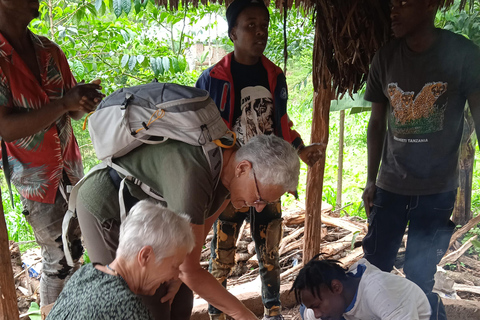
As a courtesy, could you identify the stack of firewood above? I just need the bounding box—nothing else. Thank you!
[200,202,369,286]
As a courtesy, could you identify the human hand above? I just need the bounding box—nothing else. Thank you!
[62,79,104,113]
[160,278,183,305]
[362,180,376,217]
[298,143,326,167]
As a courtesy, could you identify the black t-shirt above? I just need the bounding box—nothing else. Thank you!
[231,57,274,145]
[365,29,480,195]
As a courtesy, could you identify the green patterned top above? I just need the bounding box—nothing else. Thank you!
[46,264,153,320]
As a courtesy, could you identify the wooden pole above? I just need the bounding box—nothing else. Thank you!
[304,5,334,263]
[335,110,345,210]
[0,188,20,319]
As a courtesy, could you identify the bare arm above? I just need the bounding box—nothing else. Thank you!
[179,200,257,320]
[0,81,103,142]
[362,101,387,217]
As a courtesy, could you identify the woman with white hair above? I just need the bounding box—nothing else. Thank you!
[47,200,195,320]
[76,134,301,320]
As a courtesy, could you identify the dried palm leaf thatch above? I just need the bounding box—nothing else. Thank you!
[312,0,391,97]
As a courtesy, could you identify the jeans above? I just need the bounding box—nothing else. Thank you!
[21,189,83,306]
[208,201,283,316]
[362,187,456,320]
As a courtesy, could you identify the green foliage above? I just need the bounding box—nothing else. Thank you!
[27,302,41,320]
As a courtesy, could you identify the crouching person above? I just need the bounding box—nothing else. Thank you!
[291,257,431,320]
[47,200,195,320]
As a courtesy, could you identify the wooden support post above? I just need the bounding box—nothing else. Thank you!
[0,188,20,319]
[304,39,332,264]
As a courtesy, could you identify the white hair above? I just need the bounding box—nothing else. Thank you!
[235,134,300,191]
[116,200,195,263]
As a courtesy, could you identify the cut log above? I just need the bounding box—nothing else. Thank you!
[279,263,302,280]
[338,247,364,268]
[284,210,366,233]
[440,235,477,267]
[282,239,303,255]
[458,256,480,271]
[236,222,247,247]
[321,214,366,233]
[320,232,363,256]
[446,271,480,286]
[235,252,254,262]
[449,215,480,250]
[453,283,480,295]
[280,227,304,248]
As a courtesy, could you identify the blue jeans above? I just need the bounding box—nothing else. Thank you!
[208,201,283,316]
[363,187,456,319]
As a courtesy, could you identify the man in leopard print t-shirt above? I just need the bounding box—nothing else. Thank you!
[362,1,480,319]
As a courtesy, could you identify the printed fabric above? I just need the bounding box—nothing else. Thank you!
[46,264,153,320]
[0,31,82,203]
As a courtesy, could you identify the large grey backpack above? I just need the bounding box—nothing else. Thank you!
[63,82,234,266]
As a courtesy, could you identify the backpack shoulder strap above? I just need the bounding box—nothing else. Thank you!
[62,162,109,267]
[202,142,223,190]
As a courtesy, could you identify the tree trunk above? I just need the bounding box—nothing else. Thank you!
[336,110,345,210]
[0,188,20,319]
[452,109,475,226]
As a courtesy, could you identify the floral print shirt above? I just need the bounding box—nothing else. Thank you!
[0,31,83,203]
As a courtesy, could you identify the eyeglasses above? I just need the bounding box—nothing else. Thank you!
[243,168,277,208]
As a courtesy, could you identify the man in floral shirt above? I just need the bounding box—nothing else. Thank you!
[0,0,104,316]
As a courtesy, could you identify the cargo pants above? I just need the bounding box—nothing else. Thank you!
[21,180,83,307]
[208,201,283,317]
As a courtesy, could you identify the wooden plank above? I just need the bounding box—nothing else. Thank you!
[0,188,20,319]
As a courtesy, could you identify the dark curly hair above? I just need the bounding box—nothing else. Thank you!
[290,255,348,304]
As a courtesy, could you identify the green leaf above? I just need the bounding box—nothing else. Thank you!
[199,50,209,64]
[121,54,129,68]
[75,6,85,23]
[27,302,41,320]
[67,27,78,35]
[95,0,103,11]
[150,57,157,75]
[137,54,145,64]
[162,56,170,73]
[71,60,85,79]
[471,239,480,249]
[112,0,122,18]
[134,0,142,14]
[178,55,187,72]
[128,55,137,71]
[156,57,164,75]
[59,29,66,39]
[86,3,97,16]
[171,57,180,73]
[350,231,360,250]
[120,29,129,42]
[122,0,132,15]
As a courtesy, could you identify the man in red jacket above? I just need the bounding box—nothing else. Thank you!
[196,1,322,319]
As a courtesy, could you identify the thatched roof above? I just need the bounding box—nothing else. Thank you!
[155,0,474,95]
